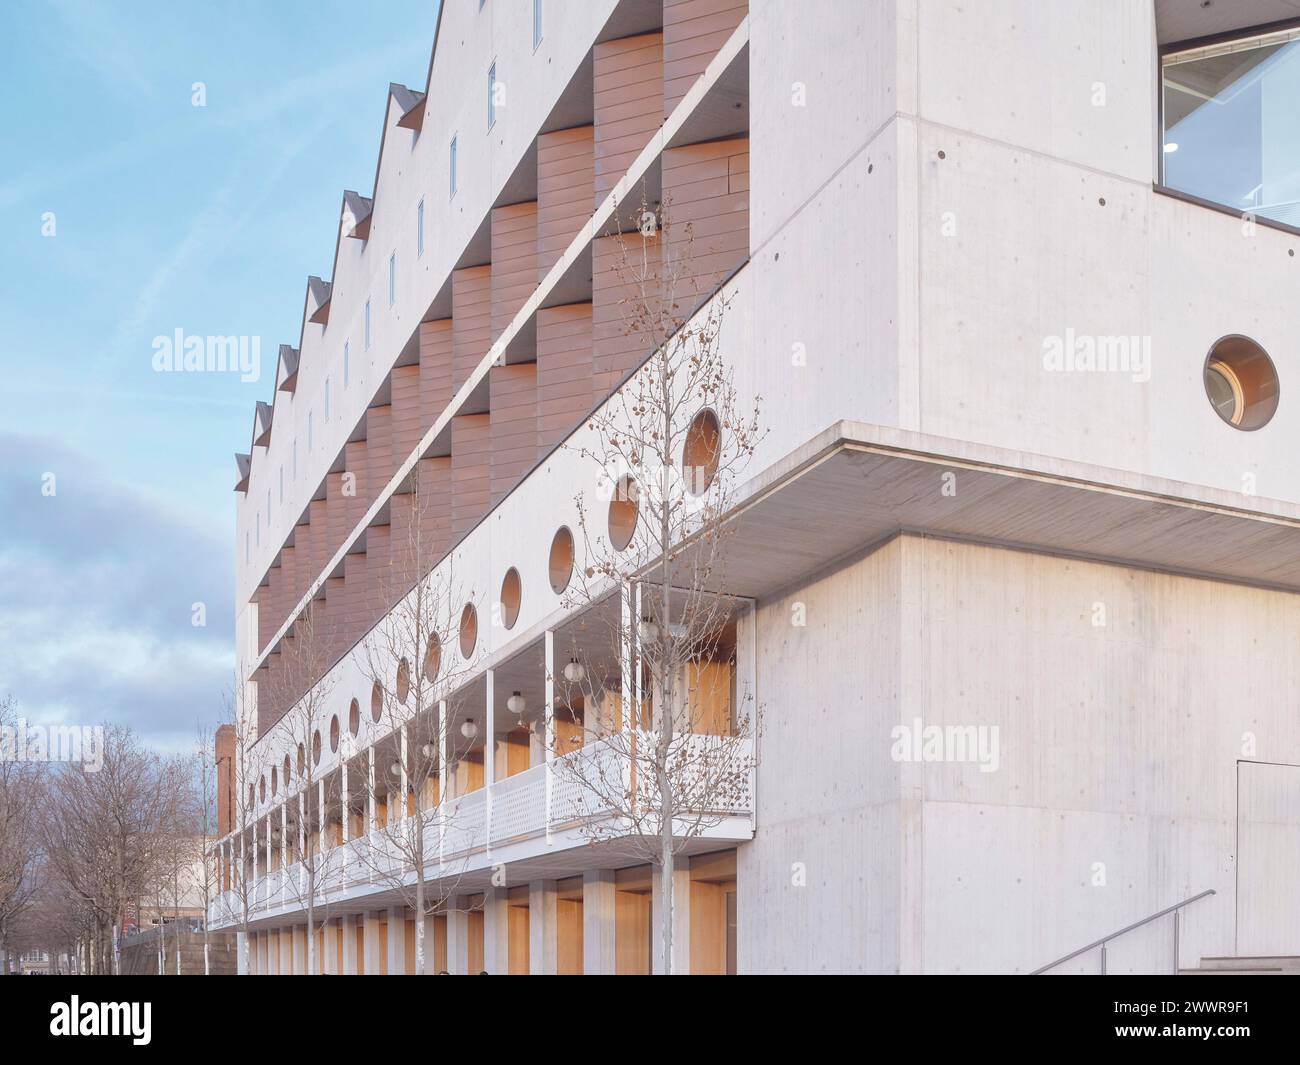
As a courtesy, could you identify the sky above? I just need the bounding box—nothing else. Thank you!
[0,0,440,752]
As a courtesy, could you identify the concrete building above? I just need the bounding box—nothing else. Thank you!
[209,0,1300,974]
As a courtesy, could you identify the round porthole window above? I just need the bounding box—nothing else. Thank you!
[330,714,340,753]
[549,526,574,594]
[349,698,360,737]
[460,603,478,659]
[423,634,442,683]
[371,681,383,723]
[1204,335,1279,430]
[312,729,322,766]
[270,767,278,797]
[608,475,639,552]
[397,658,411,704]
[682,408,722,495]
[500,568,522,630]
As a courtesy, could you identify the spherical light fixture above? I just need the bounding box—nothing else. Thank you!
[639,615,660,643]
[507,691,526,716]
[421,742,435,759]
[389,761,402,778]
[460,718,478,740]
[563,658,585,684]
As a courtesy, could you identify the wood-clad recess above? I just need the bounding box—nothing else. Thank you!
[663,0,749,117]
[593,33,664,210]
[537,125,594,279]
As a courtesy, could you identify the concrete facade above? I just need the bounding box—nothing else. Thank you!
[214,1,1300,973]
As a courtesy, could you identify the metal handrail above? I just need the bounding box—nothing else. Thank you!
[1031,889,1216,975]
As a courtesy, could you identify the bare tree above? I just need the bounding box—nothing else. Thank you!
[42,724,177,974]
[0,696,44,975]
[548,189,763,973]
[352,474,478,974]
[264,602,341,974]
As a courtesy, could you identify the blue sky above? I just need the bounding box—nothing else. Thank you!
[0,0,439,750]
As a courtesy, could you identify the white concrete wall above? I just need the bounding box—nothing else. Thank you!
[742,533,1300,974]
[739,538,905,974]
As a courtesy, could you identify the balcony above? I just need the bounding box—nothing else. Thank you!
[207,730,753,929]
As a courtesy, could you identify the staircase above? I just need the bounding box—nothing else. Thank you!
[1180,956,1300,975]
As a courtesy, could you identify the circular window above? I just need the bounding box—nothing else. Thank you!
[312,729,322,766]
[460,603,478,659]
[423,634,442,682]
[349,698,360,737]
[270,766,278,797]
[1204,335,1279,430]
[330,714,340,752]
[257,777,265,804]
[682,408,722,495]
[397,658,411,704]
[500,568,521,630]
[248,783,255,808]
[296,743,305,774]
[549,526,574,594]
[608,475,639,552]
[283,755,291,787]
[371,681,383,723]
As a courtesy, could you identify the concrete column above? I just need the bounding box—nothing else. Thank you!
[388,906,407,975]
[529,880,558,975]
[485,669,495,853]
[651,863,691,974]
[292,924,306,975]
[544,630,555,838]
[400,725,409,822]
[367,748,376,837]
[422,913,437,974]
[483,888,508,975]
[237,931,249,975]
[341,755,350,846]
[322,919,338,975]
[363,911,382,975]
[437,700,448,865]
[583,869,617,975]
[342,914,358,975]
[446,896,469,976]
[264,931,275,975]
[280,804,288,905]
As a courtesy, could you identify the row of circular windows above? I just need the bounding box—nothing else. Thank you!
[252,409,724,808]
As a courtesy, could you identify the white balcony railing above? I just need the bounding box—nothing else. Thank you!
[207,733,753,928]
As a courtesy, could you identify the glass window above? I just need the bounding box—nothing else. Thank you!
[533,0,542,49]
[324,377,331,421]
[417,198,425,257]
[1162,27,1300,226]
[388,252,396,306]
[488,62,497,128]
[364,298,371,350]
[343,341,349,388]
[450,135,458,198]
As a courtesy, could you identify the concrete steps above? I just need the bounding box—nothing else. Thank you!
[1180,956,1300,975]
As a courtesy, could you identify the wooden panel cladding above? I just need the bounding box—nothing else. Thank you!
[452,266,492,392]
[663,0,748,117]
[419,319,454,428]
[537,303,595,452]
[489,362,539,508]
[593,33,664,210]
[592,230,662,397]
[662,137,749,302]
[416,455,453,568]
[365,404,395,503]
[390,364,422,473]
[689,849,737,975]
[614,866,653,975]
[451,413,491,539]
[537,126,595,280]
[364,523,392,632]
[490,202,539,342]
